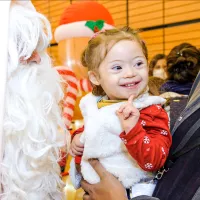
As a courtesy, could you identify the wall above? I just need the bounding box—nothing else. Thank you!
[32,0,200,64]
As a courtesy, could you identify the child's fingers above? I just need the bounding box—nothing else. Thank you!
[118,94,135,113]
[69,149,76,157]
[121,105,133,119]
[72,143,84,153]
[74,146,84,152]
[122,105,140,119]
[128,94,135,104]
[75,142,84,148]
[116,110,124,121]
[71,148,83,156]
[118,103,127,113]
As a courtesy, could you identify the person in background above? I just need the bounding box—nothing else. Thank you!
[160,43,200,129]
[148,54,167,98]
[160,43,200,96]
[149,54,167,80]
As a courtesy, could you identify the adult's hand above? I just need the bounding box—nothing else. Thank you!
[81,159,127,200]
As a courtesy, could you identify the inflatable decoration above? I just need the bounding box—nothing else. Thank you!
[54,1,115,130]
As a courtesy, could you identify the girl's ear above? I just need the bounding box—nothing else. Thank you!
[88,71,100,86]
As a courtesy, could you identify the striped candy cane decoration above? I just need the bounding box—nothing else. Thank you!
[56,66,78,128]
[78,78,92,94]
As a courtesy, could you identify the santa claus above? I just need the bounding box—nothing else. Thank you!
[0,1,69,199]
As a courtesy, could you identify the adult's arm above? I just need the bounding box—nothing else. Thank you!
[81,159,160,200]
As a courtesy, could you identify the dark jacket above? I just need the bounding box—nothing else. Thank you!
[153,72,200,200]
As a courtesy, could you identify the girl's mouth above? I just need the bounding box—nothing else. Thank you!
[121,81,140,88]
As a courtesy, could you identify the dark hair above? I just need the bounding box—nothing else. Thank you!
[81,27,148,96]
[167,43,200,83]
[149,54,166,76]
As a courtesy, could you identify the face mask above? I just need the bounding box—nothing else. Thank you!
[153,68,167,79]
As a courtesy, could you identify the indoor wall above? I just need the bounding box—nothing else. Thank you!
[32,0,200,65]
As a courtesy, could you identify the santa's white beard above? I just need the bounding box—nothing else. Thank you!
[1,54,66,200]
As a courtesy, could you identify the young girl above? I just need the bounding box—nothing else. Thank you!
[69,27,172,198]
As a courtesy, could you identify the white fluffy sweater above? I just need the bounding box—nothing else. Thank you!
[70,93,165,188]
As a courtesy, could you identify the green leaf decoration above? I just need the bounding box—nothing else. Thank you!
[96,20,105,30]
[85,20,105,32]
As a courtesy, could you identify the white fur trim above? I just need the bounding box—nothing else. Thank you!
[54,21,114,42]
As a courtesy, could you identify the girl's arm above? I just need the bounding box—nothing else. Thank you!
[120,104,172,172]
[69,126,84,161]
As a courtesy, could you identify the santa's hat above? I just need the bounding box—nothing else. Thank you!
[54,1,115,43]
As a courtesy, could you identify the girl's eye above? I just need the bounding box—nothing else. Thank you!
[112,65,122,70]
[135,61,143,68]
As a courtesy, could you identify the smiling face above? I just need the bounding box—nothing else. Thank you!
[88,40,149,100]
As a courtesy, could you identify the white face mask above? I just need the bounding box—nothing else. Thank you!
[153,68,167,79]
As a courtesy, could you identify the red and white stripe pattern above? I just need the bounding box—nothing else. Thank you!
[78,78,92,93]
[56,66,78,128]
[56,66,93,128]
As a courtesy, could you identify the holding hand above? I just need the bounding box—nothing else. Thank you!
[116,94,140,134]
[81,159,127,200]
[69,134,84,157]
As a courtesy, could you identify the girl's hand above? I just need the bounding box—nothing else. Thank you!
[69,134,84,157]
[116,94,140,134]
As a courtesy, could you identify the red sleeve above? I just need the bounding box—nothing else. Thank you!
[120,104,172,172]
[71,126,84,140]
[71,126,85,164]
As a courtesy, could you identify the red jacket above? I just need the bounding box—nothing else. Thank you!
[72,104,172,172]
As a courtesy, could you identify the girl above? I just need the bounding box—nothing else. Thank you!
[70,27,172,198]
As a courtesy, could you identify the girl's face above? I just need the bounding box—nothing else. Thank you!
[89,40,149,100]
[153,58,167,79]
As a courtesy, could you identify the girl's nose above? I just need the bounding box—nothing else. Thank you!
[124,66,136,78]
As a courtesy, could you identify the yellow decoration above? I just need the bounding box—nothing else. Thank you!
[97,99,125,109]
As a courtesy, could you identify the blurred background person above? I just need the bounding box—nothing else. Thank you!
[148,54,167,97]
[149,54,167,80]
[160,43,200,96]
[160,43,200,129]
